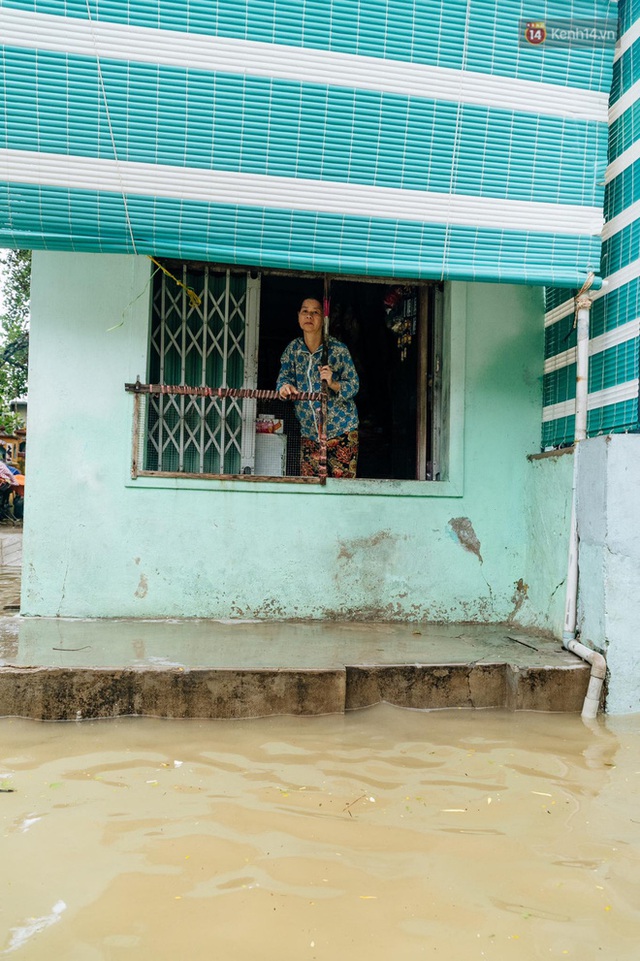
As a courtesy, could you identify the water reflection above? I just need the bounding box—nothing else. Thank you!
[1,706,639,960]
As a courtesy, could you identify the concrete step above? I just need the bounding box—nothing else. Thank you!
[0,619,590,720]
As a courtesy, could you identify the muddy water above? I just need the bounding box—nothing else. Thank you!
[1,706,639,961]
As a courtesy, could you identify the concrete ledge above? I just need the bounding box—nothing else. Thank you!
[0,668,347,720]
[0,660,590,720]
[347,662,589,713]
[505,665,590,713]
[346,664,507,711]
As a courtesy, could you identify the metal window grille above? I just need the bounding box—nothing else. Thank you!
[146,264,257,475]
[126,261,326,483]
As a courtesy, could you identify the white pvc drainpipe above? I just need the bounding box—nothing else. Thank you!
[562,274,607,719]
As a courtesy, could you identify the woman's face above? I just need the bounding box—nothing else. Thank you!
[298,299,323,336]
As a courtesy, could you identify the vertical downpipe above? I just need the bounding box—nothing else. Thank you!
[562,274,607,719]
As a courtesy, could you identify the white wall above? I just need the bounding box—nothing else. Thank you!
[577,434,640,714]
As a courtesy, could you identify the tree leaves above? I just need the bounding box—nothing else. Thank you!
[0,249,30,430]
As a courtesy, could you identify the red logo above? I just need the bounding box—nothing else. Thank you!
[524,21,547,45]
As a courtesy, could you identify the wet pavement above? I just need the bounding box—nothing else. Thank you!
[0,525,21,614]
[0,528,591,719]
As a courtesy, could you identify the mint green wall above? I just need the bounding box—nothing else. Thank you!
[22,252,566,624]
[516,450,574,637]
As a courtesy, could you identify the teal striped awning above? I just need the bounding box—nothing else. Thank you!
[543,0,640,448]
[0,1,617,285]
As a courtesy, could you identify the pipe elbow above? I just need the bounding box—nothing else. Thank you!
[565,638,605,673]
[563,637,607,717]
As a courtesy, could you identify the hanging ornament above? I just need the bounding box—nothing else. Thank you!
[384,286,417,361]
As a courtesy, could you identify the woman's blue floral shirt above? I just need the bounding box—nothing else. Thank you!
[276,336,359,440]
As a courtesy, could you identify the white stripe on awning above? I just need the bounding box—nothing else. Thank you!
[0,148,606,236]
[545,299,575,327]
[605,139,640,183]
[596,257,640,296]
[613,18,640,63]
[542,379,639,422]
[609,77,640,122]
[545,258,640,328]
[602,198,640,239]
[0,7,610,122]
[543,317,640,373]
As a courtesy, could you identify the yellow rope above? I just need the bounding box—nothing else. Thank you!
[573,271,595,327]
[148,257,202,308]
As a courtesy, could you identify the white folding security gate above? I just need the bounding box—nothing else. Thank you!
[146,265,260,475]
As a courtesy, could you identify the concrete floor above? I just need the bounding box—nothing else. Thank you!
[0,528,591,719]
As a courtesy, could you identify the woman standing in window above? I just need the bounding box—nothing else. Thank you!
[277,298,359,478]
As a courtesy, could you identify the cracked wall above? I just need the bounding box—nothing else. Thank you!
[514,448,574,637]
[22,253,545,621]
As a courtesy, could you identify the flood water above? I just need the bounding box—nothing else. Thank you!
[1,705,639,960]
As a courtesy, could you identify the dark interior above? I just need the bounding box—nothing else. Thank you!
[258,274,427,480]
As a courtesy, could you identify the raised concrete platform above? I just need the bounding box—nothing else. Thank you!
[0,530,592,718]
[0,616,590,719]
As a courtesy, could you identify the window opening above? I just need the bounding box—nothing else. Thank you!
[258,275,437,480]
[129,261,442,483]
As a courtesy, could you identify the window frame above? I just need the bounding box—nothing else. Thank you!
[126,264,465,497]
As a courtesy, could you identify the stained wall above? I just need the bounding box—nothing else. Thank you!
[22,251,567,626]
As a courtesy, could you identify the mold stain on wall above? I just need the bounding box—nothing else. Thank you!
[448,517,483,563]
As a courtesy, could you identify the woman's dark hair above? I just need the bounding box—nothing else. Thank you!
[299,295,323,310]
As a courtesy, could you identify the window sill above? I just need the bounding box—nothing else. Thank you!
[527,446,574,461]
[125,474,463,498]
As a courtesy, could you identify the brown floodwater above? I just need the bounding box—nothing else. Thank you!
[1,705,639,960]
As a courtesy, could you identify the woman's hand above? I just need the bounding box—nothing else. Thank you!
[319,366,339,392]
[279,383,299,399]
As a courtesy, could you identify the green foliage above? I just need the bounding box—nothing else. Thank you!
[0,250,30,432]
